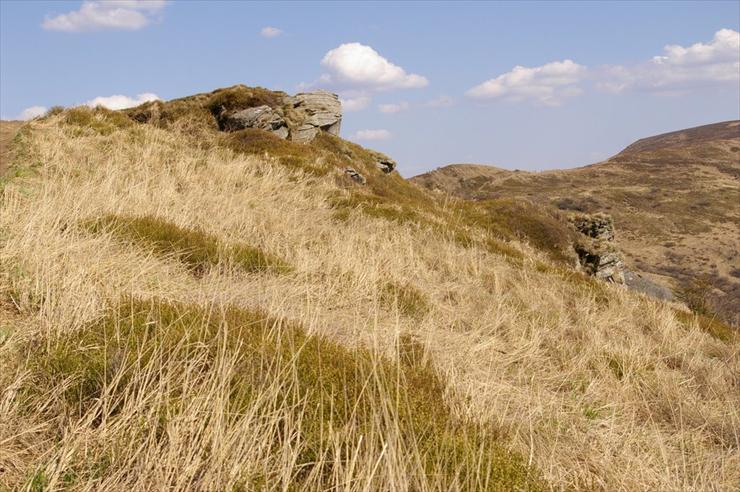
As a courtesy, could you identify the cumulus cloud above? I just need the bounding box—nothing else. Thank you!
[467,59,586,106]
[351,129,392,141]
[599,28,740,93]
[423,95,454,108]
[320,43,428,91]
[19,106,48,120]
[378,101,409,113]
[340,95,371,112]
[42,0,167,32]
[260,26,282,38]
[85,92,160,110]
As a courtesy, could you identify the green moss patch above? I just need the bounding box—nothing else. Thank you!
[85,214,292,275]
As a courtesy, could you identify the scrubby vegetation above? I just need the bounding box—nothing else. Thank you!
[62,106,133,136]
[0,91,738,491]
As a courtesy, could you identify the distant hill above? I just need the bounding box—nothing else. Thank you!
[412,121,740,325]
[617,120,740,155]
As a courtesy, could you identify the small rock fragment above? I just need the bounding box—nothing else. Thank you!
[344,168,366,184]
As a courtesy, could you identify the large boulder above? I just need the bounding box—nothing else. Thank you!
[213,88,342,144]
[288,91,342,143]
[220,105,289,138]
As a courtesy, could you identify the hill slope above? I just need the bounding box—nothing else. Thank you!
[413,121,740,325]
[1,93,738,491]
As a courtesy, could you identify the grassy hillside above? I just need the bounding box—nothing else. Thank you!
[1,93,738,491]
[413,121,740,326]
[0,121,23,176]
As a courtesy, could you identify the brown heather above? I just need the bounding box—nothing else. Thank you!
[0,104,737,491]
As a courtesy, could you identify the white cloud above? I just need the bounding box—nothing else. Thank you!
[19,106,48,120]
[340,95,371,112]
[42,0,167,32]
[467,59,586,106]
[423,95,454,108]
[351,129,392,141]
[320,43,428,91]
[378,101,409,113]
[260,26,282,38]
[85,92,160,110]
[599,28,740,93]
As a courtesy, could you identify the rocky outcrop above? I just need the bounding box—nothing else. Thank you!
[220,105,289,137]
[289,91,342,143]
[215,89,342,144]
[571,213,626,283]
[571,212,673,300]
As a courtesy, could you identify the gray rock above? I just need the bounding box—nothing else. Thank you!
[368,150,397,174]
[221,105,289,138]
[570,212,674,300]
[289,91,342,143]
[344,168,366,184]
[571,213,615,241]
[290,124,319,143]
[572,213,626,284]
[623,271,674,301]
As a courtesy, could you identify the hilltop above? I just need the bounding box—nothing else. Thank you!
[0,87,738,491]
[413,121,740,326]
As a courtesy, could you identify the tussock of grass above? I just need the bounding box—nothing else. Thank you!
[126,99,217,135]
[381,281,430,318]
[24,298,542,490]
[206,85,286,117]
[62,107,133,136]
[86,214,292,275]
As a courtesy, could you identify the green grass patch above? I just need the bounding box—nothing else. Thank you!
[329,192,423,225]
[457,199,577,264]
[24,297,544,490]
[673,310,735,343]
[85,214,292,275]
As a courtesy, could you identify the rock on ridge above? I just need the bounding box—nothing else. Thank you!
[289,91,342,143]
[217,90,342,144]
[221,105,289,138]
[571,212,673,300]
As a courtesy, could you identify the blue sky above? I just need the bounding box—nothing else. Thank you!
[1,1,738,176]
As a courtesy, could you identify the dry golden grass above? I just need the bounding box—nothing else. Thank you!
[0,112,738,490]
[0,120,24,176]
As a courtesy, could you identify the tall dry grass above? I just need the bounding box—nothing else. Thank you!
[0,115,738,490]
